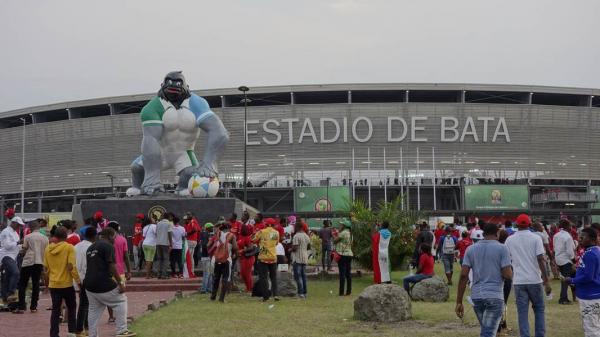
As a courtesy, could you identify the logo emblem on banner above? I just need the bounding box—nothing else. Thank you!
[148,205,166,222]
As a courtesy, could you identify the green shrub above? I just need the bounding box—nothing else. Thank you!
[346,196,421,270]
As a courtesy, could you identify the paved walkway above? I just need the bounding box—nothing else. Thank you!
[1,290,186,337]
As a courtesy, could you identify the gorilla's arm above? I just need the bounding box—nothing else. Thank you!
[196,115,229,177]
[140,125,164,194]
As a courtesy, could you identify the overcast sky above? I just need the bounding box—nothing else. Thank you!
[1,0,599,112]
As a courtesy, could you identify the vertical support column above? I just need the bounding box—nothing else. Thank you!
[461,90,466,103]
[220,95,226,108]
[290,92,295,105]
[528,92,533,104]
[589,95,594,108]
[66,108,72,120]
[108,103,115,115]
[348,91,352,104]
[404,90,409,103]
[37,193,42,213]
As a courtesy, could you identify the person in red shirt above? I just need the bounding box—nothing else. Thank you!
[253,213,265,233]
[64,220,81,246]
[455,231,473,265]
[433,222,445,260]
[274,217,285,242]
[132,214,145,271]
[403,243,434,294]
[183,213,201,267]
[229,213,243,240]
[237,224,256,292]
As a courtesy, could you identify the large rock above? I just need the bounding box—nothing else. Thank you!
[276,271,297,297]
[354,284,412,322]
[411,277,449,302]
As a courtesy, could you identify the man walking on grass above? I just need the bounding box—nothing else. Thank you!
[505,214,552,337]
[0,216,23,306]
[85,227,136,337]
[456,222,513,337]
[554,219,576,304]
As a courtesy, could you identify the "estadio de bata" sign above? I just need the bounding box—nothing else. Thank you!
[245,116,510,145]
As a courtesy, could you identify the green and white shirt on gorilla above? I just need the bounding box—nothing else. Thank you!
[140,93,215,173]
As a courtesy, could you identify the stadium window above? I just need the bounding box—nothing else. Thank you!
[224,92,291,107]
[465,91,529,104]
[70,104,111,119]
[113,101,148,115]
[351,90,405,103]
[408,90,461,103]
[531,93,589,107]
[293,91,348,105]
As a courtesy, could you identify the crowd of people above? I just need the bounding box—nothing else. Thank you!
[407,215,600,337]
[2,205,600,337]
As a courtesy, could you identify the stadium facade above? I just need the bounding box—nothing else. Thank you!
[1,83,600,223]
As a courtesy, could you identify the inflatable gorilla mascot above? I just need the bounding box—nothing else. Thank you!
[126,71,229,197]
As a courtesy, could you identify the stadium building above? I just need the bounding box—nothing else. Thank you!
[1,83,600,224]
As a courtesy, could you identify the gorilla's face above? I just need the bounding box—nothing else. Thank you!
[160,71,190,107]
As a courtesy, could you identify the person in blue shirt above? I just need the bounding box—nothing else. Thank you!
[566,227,600,337]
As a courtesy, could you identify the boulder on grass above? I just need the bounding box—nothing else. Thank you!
[411,277,449,302]
[276,271,297,297]
[354,284,411,322]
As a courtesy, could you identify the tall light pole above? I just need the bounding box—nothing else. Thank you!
[106,174,115,197]
[19,117,27,214]
[238,86,250,203]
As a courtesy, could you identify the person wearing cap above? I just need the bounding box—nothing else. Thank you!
[93,211,109,233]
[132,214,145,271]
[505,214,551,337]
[253,217,280,301]
[438,226,458,285]
[199,222,215,294]
[17,220,49,313]
[333,219,353,296]
[553,219,576,305]
[471,229,484,243]
[0,216,24,305]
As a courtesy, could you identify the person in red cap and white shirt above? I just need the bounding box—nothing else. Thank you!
[505,214,552,337]
[0,216,24,305]
[93,211,109,233]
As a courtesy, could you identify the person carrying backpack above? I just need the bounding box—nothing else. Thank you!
[207,220,238,302]
[438,226,458,285]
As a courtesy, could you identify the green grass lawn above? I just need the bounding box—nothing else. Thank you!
[131,264,583,337]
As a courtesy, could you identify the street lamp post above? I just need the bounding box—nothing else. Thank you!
[19,117,26,214]
[238,86,250,203]
[106,174,115,197]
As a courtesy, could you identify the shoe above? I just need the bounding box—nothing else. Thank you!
[6,294,17,303]
[30,309,37,313]
[116,330,137,337]
[12,309,24,314]
[108,317,116,323]
[559,300,572,305]
[210,296,216,301]
[66,333,77,337]
[274,297,280,301]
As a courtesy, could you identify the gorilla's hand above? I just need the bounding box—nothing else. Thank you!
[194,160,217,178]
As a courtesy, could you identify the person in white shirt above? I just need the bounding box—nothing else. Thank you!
[17,220,49,313]
[142,218,158,279]
[74,226,97,335]
[0,216,23,304]
[170,218,187,278]
[553,219,576,305]
[505,214,551,337]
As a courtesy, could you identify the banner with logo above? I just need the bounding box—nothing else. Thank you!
[464,185,529,210]
[295,186,350,212]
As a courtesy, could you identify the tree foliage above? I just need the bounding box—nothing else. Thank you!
[346,196,421,270]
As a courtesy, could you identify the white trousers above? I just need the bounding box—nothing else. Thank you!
[579,297,600,337]
[87,288,128,337]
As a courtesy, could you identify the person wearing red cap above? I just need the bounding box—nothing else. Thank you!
[132,214,145,271]
[505,214,552,337]
[253,217,280,301]
[93,211,109,233]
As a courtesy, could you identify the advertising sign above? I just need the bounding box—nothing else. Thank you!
[295,186,350,212]
[464,185,528,210]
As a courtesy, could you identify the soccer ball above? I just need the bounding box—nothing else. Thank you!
[188,175,219,198]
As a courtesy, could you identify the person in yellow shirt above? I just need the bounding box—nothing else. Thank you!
[43,226,80,337]
[253,217,280,301]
